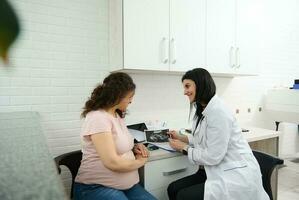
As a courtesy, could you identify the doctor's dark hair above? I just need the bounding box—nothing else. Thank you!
[81,72,136,118]
[182,68,216,121]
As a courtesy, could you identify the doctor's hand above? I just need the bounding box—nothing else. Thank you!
[168,138,187,152]
[133,143,149,158]
[167,130,180,140]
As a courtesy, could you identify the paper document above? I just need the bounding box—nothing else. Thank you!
[147,142,176,152]
[128,129,146,142]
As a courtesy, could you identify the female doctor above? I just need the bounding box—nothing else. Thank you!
[167,68,269,200]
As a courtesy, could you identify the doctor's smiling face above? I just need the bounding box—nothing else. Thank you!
[183,79,196,103]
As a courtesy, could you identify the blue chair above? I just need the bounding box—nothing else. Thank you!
[252,150,284,200]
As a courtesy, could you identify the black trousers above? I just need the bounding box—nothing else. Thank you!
[167,168,207,200]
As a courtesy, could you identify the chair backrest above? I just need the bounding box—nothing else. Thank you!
[252,150,284,200]
[55,150,82,198]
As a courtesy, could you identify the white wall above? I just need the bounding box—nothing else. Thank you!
[0,0,110,157]
[1,0,299,157]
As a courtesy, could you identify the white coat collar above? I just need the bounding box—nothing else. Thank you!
[202,94,218,117]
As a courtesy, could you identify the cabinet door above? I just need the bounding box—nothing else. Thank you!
[235,0,263,75]
[169,0,206,72]
[123,0,169,71]
[144,156,198,192]
[206,0,236,74]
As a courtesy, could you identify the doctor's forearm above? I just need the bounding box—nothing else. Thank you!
[187,147,224,166]
[179,135,189,143]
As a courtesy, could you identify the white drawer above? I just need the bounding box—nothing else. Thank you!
[144,156,197,191]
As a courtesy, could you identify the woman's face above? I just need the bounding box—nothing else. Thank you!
[117,90,135,111]
[183,79,196,103]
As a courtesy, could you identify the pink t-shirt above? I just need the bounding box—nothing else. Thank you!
[75,110,139,190]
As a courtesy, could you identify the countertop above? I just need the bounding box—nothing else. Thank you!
[242,127,280,142]
[148,127,280,162]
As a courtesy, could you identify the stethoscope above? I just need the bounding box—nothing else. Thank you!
[192,115,205,136]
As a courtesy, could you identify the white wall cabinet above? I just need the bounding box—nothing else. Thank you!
[110,0,263,76]
[109,0,206,72]
[206,0,262,75]
[235,0,263,75]
[169,0,206,72]
[206,0,235,74]
[122,0,169,71]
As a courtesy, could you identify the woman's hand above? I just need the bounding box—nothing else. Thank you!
[133,143,149,158]
[135,153,148,165]
[169,138,188,152]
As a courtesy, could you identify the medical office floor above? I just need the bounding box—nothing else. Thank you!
[278,154,299,199]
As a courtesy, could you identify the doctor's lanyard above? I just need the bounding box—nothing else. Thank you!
[192,115,205,136]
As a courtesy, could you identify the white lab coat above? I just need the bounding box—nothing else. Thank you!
[186,95,269,200]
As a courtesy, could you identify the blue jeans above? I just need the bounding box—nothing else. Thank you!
[73,182,157,200]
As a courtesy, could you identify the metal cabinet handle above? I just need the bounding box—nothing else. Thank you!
[162,37,168,64]
[230,46,235,68]
[163,167,187,176]
[170,38,176,64]
[235,47,240,68]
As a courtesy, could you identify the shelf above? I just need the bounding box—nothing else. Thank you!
[265,89,299,113]
[112,68,258,78]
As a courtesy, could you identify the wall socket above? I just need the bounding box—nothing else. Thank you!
[235,107,262,114]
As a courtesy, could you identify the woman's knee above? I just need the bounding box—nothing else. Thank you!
[125,184,157,200]
[74,183,128,200]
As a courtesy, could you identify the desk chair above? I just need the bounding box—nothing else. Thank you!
[252,150,284,200]
[55,150,82,198]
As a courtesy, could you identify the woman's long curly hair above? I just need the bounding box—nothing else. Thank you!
[81,72,136,118]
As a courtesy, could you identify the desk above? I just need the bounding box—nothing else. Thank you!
[143,127,280,200]
[141,150,197,200]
